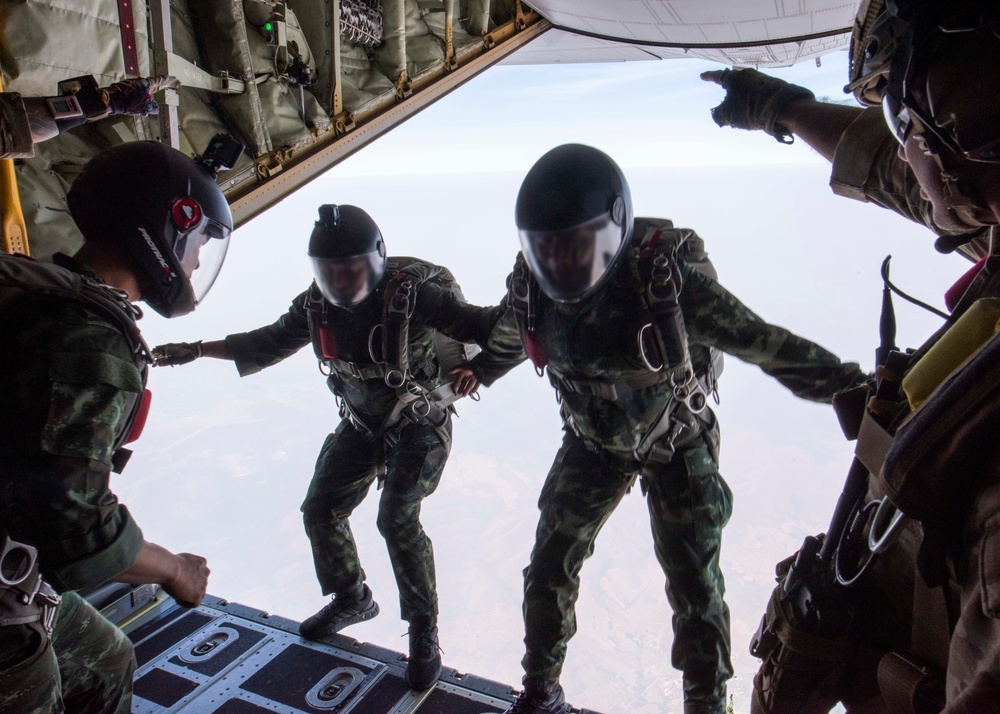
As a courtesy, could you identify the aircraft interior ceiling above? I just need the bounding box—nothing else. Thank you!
[1,0,854,260]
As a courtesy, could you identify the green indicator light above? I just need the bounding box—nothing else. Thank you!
[264,21,273,31]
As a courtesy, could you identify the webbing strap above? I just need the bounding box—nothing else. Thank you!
[548,366,668,402]
[0,77,28,256]
[877,651,945,714]
[508,256,545,370]
[327,358,385,381]
[382,274,414,382]
[117,0,140,76]
[855,409,895,477]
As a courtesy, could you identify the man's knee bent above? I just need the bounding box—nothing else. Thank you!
[376,504,422,542]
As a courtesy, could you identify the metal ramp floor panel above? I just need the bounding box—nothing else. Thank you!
[113,593,602,714]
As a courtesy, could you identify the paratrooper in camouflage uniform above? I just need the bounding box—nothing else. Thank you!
[153,204,516,690]
[212,261,506,624]
[0,259,145,713]
[703,1,1000,711]
[495,144,865,714]
[0,86,234,713]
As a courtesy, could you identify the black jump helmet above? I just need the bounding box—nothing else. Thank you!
[68,140,234,318]
[308,204,387,307]
[515,144,633,303]
[861,0,1000,163]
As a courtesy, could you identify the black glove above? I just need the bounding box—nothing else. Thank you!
[700,68,815,144]
[152,341,204,367]
[102,75,181,117]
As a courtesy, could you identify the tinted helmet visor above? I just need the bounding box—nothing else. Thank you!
[519,212,623,302]
[170,196,231,307]
[312,251,386,307]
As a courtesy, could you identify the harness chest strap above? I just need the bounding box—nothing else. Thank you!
[547,365,669,401]
[327,357,387,381]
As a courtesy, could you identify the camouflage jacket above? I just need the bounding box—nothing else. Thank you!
[491,218,865,457]
[830,106,990,262]
[0,254,145,592]
[226,258,513,429]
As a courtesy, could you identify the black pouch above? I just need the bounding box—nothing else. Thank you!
[883,332,1000,528]
[749,548,857,714]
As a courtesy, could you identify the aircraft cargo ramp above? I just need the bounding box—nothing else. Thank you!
[96,585,603,714]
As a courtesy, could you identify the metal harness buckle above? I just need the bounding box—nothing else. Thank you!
[35,582,61,634]
[0,535,62,633]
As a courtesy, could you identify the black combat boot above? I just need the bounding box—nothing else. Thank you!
[299,584,379,640]
[405,615,442,689]
[504,677,571,714]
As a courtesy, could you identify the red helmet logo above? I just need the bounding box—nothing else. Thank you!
[171,197,203,231]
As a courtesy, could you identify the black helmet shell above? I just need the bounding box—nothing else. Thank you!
[308,205,387,307]
[68,141,233,318]
[515,144,633,302]
[308,204,384,259]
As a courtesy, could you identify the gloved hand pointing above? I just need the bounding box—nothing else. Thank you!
[700,68,815,144]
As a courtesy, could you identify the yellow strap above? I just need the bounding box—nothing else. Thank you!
[902,297,1000,409]
[0,76,29,256]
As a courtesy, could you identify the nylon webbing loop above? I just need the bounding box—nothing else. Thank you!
[117,0,140,76]
[382,274,414,386]
[877,651,945,714]
[854,409,895,476]
[327,358,386,381]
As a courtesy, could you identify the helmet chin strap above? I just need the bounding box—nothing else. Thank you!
[938,171,997,228]
[929,148,997,228]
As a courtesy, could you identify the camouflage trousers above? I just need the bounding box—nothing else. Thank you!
[301,418,451,621]
[0,590,135,713]
[944,469,1000,712]
[521,429,734,714]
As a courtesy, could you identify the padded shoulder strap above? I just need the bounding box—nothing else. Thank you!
[0,253,151,472]
[0,253,150,364]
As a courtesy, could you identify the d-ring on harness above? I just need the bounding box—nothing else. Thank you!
[637,235,707,416]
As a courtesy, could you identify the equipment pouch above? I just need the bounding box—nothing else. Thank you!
[883,329,1000,527]
[750,547,856,714]
[832,382,871,441]
[902,298,1000,411]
